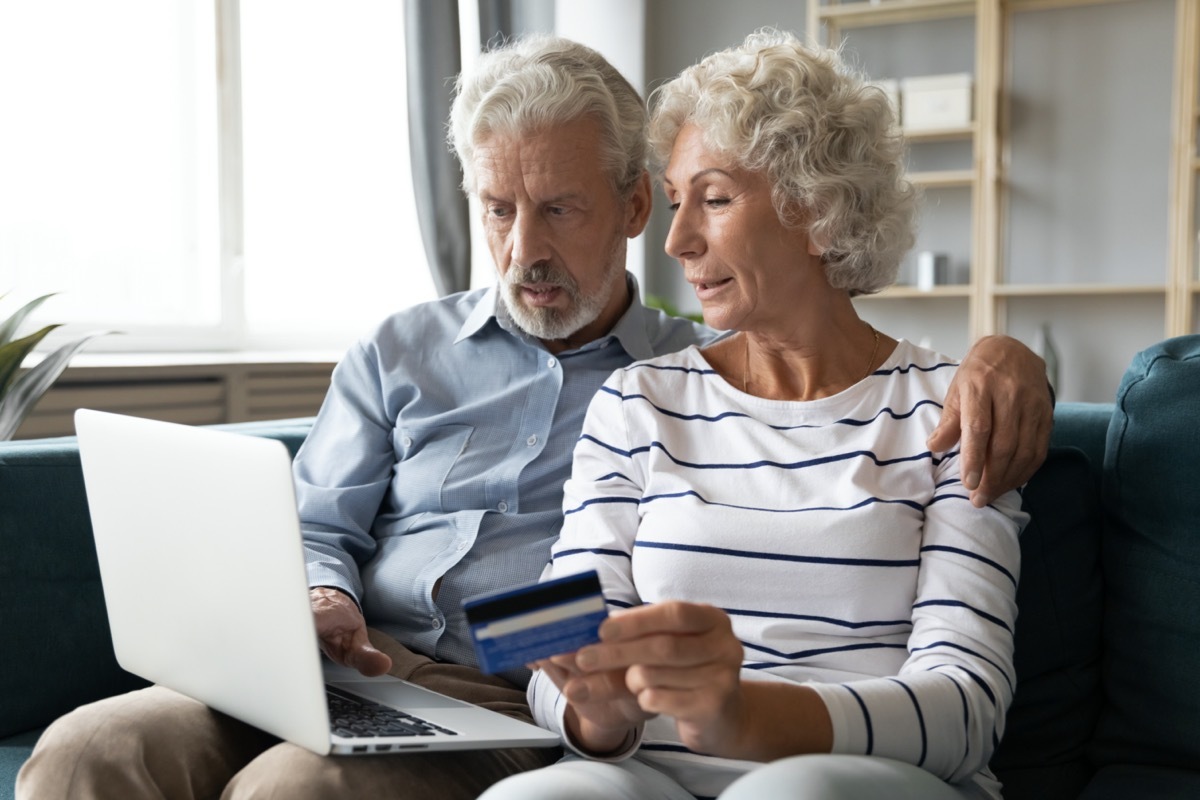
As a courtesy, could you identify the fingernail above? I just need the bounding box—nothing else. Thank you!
[576,650,598,670]
[965,471,981,489]
[568,683,590,703]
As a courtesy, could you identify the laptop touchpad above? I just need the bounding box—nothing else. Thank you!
[330,679,469,710]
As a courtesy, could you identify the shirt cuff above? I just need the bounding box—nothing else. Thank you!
[554,694,645,762]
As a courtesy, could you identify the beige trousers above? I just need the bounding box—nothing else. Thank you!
[16,630,560,800]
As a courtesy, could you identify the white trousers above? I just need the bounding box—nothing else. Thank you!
[478,753,987,800]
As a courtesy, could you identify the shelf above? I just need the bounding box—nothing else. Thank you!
[816,0,976,28]
[859,285,972,299]
[995,284,1166,297]
[905,123,976,142]
[910,169,975,187]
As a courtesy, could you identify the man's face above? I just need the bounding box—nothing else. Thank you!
[473,117,649,345]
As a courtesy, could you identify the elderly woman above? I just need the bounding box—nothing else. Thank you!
[479,30,1026,800]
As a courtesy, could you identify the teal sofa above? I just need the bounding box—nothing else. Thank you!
[3,337,1200,799]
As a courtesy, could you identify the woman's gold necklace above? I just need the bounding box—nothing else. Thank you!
[742,325,880,394]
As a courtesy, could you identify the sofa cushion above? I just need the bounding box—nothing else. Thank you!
[1093,334,1200,770]
[0,441,149,740]
[0,419,313,741]
[0,728,42,800]
[1079,763,1200,800]
[991,446,1103,799]
[1048,402,1113,488]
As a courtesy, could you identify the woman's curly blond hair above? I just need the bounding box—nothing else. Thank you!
[649,29,917,295]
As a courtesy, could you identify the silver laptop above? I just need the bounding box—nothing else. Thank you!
[74,408,561,756]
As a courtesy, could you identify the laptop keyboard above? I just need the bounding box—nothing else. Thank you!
[326,685,459,738]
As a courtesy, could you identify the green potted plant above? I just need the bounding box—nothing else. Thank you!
[0,293,108,440]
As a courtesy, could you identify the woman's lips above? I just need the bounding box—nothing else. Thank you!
[692,277,733,301]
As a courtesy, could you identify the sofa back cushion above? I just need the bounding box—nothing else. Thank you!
[0,441,148,739]
[991,445,1104,799]
[1094,334,1200,770]
[0,420,312,739]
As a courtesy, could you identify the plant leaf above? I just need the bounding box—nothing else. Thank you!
[0,325,62,395]
[0,331,108,440]
[0,293,59,347]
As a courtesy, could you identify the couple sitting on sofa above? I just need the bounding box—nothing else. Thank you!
[19,30,1049,800]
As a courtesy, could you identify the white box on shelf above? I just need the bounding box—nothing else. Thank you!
[901,73,973,131]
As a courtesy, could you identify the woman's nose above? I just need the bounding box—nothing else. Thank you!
[665,202,703,261]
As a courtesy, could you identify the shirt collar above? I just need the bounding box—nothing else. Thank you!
[453,273,654,360]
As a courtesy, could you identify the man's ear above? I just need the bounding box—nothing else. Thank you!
[624,171,653,238]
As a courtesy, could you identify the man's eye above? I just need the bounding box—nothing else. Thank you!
[667,202,680,212]
[547,206,570,216]
[487,206,510,219]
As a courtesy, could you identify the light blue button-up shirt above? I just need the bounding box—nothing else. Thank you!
[296,276,712,682]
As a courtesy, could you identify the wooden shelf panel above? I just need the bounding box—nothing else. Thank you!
[995,284,1167,297]
[1007,0,1132,14]
[910,169,975,187]
[817,0,975,28]
[905,124,976,142]
[859,285,972,299]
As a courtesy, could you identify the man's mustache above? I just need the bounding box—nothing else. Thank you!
[506,264,577,291]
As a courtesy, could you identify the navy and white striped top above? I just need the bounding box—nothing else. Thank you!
[528,339,1027,799]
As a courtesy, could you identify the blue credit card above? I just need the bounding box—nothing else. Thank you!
[462,570,608,675]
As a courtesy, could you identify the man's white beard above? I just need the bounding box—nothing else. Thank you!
[500,254,624,342]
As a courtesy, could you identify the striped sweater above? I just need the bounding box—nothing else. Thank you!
[528,339,1027,799]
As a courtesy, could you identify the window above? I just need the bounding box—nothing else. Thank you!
[0,0,435,354]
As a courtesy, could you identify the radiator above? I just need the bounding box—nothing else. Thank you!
[15,359,336,440]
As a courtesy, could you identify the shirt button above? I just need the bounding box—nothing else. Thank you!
[497,500,508,512]
[401,436,412,447]
[431,618,442,630]
[526,434,538,446]
[547,357,557,369]
[457,541,466,551]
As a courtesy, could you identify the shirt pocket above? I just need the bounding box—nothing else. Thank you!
[391,424,475,515]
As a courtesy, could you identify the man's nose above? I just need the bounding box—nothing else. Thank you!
[511,211,553,267]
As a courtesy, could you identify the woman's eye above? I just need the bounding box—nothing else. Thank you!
[705,197,730,207]
[667,202,680,212]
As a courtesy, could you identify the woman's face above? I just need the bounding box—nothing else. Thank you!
[662,124,822,334]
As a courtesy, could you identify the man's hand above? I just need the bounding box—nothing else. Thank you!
[550,602,745,757]
[310,587,392,677]
[928,334,1053,507]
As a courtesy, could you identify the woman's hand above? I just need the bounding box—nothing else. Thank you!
[532,650,654,755]
[564,601,747,756]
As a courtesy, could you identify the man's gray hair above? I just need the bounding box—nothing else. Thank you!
[449,34,647,198]
[649,29,917,296]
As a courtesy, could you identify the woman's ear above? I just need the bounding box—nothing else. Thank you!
[806,226,827,257]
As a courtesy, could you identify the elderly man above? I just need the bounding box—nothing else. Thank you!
[17,34,1050,800]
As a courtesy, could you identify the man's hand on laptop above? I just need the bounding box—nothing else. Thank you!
[310,587,393,677]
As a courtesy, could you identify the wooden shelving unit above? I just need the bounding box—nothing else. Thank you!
[809,0,1200,355]
[1169,0,1200,333]
[809,0,999,340]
